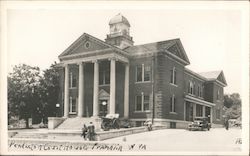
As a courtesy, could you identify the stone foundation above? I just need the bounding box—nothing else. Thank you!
[48,117,65,130]
[130,118,190,129]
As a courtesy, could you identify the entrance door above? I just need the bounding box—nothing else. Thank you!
[99,100,108,117]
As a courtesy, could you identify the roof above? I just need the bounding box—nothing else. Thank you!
[109,13,130,27]
[184,68,207,81]
[124,38,190,65]
[198,71,222,80]
[124,39,177,54]
[199,70,227,86]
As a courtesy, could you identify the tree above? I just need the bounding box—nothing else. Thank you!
[8,64,42,128]
[224,93,242,119]
[39,62,60,123]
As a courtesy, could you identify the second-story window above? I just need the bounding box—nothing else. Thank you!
[70,72,77,88]
[170,67,177,85]
[198,84,203,97]
[188,81,194,95]
[217,89,220,100]
[136,64,151,82]
[99,70,110,85]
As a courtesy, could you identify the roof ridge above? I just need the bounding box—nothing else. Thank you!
[131,38,180,47]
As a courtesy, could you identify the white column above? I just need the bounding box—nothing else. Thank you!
[193,103,196,120]
[92,60,99,117]
[210,107,213,123]
[78,62,84,117]
[183,101,186,121]
[109,58,116,114]
[64,64,69,118]
[124,63,129,118]
[202,106,206,117]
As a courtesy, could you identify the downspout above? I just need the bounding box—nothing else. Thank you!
[151,54,156,124]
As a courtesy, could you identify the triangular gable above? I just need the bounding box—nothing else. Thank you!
[59,33,112,58]
[99,89,110,99]
[217,71,227,86]
[166,39,190,65]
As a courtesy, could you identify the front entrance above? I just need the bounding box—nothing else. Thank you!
[98,89,110,117]
[99,100,108,117]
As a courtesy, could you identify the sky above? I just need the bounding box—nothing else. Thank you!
[6,2,248,95]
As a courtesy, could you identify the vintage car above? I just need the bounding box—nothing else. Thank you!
[188,117,211,131]
[101,114,120,131]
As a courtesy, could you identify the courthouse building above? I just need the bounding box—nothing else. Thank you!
[56,14,227,129]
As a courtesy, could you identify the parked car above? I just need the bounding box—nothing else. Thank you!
[188,117,211,131]
[101,114,120,131]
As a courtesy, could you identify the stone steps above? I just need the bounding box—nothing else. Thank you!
[56,117,95,130]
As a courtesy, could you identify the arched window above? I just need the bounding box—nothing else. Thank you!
[189,81,194,94]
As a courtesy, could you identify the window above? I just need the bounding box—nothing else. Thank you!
[193,83,196,95]
[136,96,142,111]
[85,42,90,49]
[196,105,202,117]
[197,85,200,97]
[170,67,177,85]
[136,64,151,82]
[70,72,77,88]
[216,109,220,119]
[217,89,220,100]
[198,84,202,97]
[135,93,150,111]
[136,65,142,82]
[70,97,77,113]
[144,95,150,111]
[99,70,110,85]
[170,95,176,112]
[189,81,194,95]
[144,66,151,81]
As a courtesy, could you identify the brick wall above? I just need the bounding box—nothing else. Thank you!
[129,56,153,119]
[156,54,185,120]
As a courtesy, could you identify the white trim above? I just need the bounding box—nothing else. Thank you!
[61,53,129,65]
[130,118,191,124]
[134,110,151,113]
[170,112,177,115]
[185,95,215,107]
[170,83,178,87]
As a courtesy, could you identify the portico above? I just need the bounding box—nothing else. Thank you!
[184,95,214,123]
[62,52,129,118]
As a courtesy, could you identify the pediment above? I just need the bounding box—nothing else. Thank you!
[59,33,111,58]
[99,89,110,99]
[166,40,190,65]
[217,71,227,86]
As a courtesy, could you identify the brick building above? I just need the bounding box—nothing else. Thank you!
[56,13,227,129]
